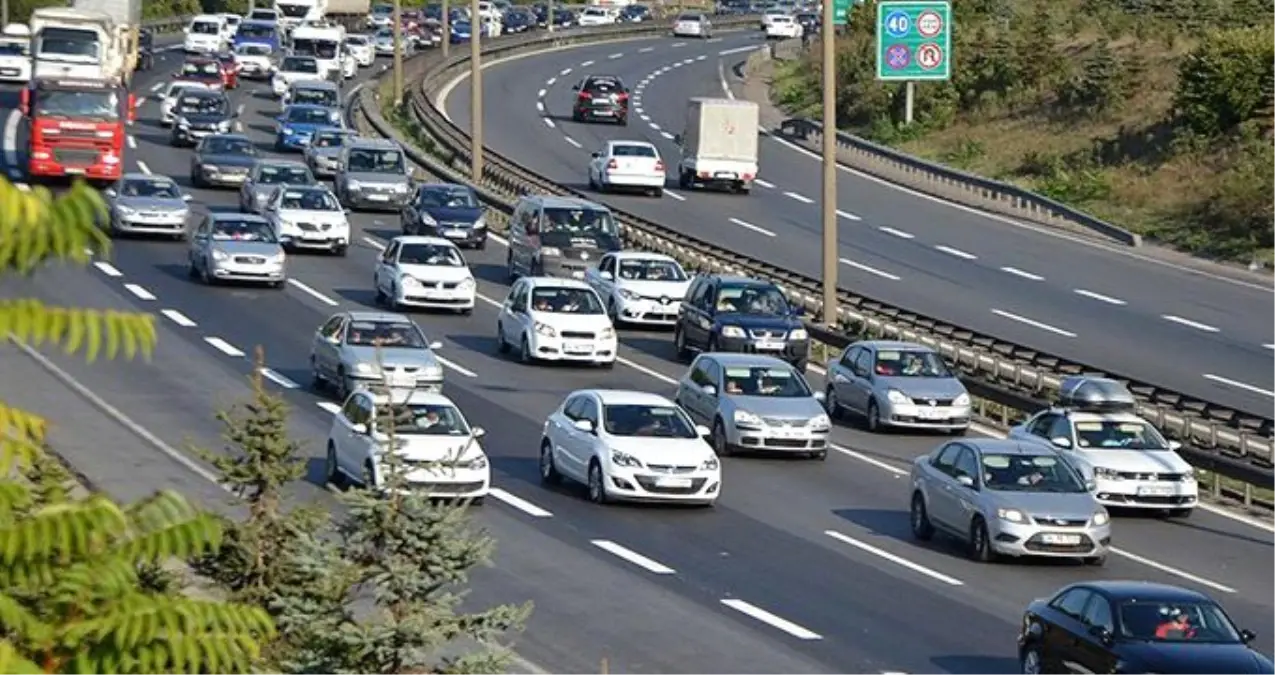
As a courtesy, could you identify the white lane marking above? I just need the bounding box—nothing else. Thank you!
[719,59,736,100]
[149,81,164,92]
[665,189,686,201]
[489,487,553,517]
[536,101,545,113]
[92,261,122,277]
[660,131,674,140]
[135,96,146,107]
[235,103,245,117]
[160,309,196,327]
[639,114,651,122]
[720,599,822,640]
[559,67,572,75]
[536,88,546,98]
[608,52,623,59]
[137,160,152,175]
[1202,374,1274,398]
[648,120,662,130]
[719,45,760,55]
[680,58,694,65]
[259,368,299,389]
[564,137,582,148]
[1264,344,1274,351]
[672,41,686,47]
[840,258,900,281]
[123,283,156,300]
[783,191,813,204]
[934,245,977,260]
[316,401,341,414]
[836,209,861,221]
[990,309,1076,338]
[126,135,137,149]
[1109,548,1236,593]
[831,443,906,475]
[754,178,775,188]
[1001,267,1043,281]
[591,539,675,574]
[639,46,654,52]
[543,118,556,129]
[287,278,339,306]
[546,76,556,86]
[728,217,776,237]
[634,106,645,115]
[1161,315,1220,333]
[437,356,478,378]
[878,226,914,239]
[825,530,964,586]
[1073,289,1126,305]
[580,60,594,67]
[706,37,722,43]
[205,336,245,357]
[361,236,386,250]
[695,54,707,61]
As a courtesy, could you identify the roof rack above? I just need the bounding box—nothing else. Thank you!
[1056,376,1137,413]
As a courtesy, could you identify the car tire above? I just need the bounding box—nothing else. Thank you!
[310,355,325,389]
[651,187,663,198]
[199,257,214,285]
[865,399,883,433]
[949,426,968,436]
[910,492,935,541]
[809,449,827,461]
[191,171,204,188]
[519,335,534,364]
[586,459,609,504]
[712,418,732,457]
[336,367,352,401]
[673,326,691,360]
[333,245,348,257]
[678,168,692,189]
[587,171,596,189]
[607,299,621,326]
[496,322,511,354]
[361,460,377,490]
[325,444,344,488]
[187,255,198,279]
[1019,644,1044,675]
[599,359,614,370]
[707,335,720,354]
[825,385,844,420]
[969,517,996,563]
[458,307,473,316]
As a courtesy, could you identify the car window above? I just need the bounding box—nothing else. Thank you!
[1082,596,1114,632]
[1117,600,1242,643]
[1051,589,1093,620]
[610,144,657,158]
[603,404,697,439]
[616,257,684,281]
[872,349,951,377]
[853,348,873,376]
[319,315,344,338]
[211,219,276,242]
[119,177,180,199]
[1047,416,1073,441]
[839,346,860,369]
[280,189,339,211]
[715,284,789,316]
[598,255,615,276]
[202,136,256,155]
[689,358,713,387]
[355,396,376,427]
[578,397,599,425]
[287,106,336,125]
[1074,419,1169,450]
[562,395,586,420]
[721,365,811,398]
[393,403,470,436]
[397,243,464,267]
[344,321,427,348]
[1027,413,1058,437]
[931,443,961,473]
[417,185,478,208]
[256,164,314,185]
[340,393,362,423]
[529,287,604,315]
[951,447,979,483]
[980,453,1087,493]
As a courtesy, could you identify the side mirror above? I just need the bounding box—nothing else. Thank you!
[1167,440,1182,451]
[344,208,353,214]
[572,418,595,433]
[1087,625,1114,647]
[1085,479,1097,492]
[471,426,486,438]
[182,193,193,202]
[955,474,975,488]
[673,133,682,145]
[1050,436,1072,449]
[600,270,613,280]
[104,188,117,197]
[350,422,368,434]
[1240,629,1256,644]
[813,391,826,403]
[428,341,443,349]
[696,424,711,437]
[700,384,717,396]
[590,152,600,159]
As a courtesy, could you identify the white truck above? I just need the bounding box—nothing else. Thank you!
[289,22,347,80]
[28,7,126,83]
[275,0,328,32]
[674,97,760,194]
[71,0,140,78]
[0,24,32,83]
[326,0,371,18]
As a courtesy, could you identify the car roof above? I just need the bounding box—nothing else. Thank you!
[292,79,338,91]
[853,340,931,351]
[702,352,794,369]
[120,172,173,182]
[345,310,415,324]
[419,181,472,190]
[210,212,270,224]
[587,389,678,406]
[285,103,331,111]
[584,73,622,81]
[525,276,593,290]
[392,235,456,247]
[348,137,401,151]
[1067,581,1214,603]
[524,194,607,210]
[959,438,1057,456]
[707,274,777,287]
[609,140,657,149]
[614,250,677,264]
[256,159,308,168]
[239,18,275,26]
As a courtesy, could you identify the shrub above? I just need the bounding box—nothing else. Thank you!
[1173,25,1275,137]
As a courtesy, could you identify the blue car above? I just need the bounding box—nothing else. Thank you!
[274,104,343,151]
[450,20,471,43]
[233,19,280,51]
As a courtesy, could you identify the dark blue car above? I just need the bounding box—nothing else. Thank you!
[450,20,472,43]
[233,19,280,51]
[275,104,343,151]
[400,183,487,249]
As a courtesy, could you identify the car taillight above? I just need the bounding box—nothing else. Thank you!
[743,173,754,180]
[578,91,590,100]
[606,159,618,170]
[617,93,629,102]
[655,160,665,172]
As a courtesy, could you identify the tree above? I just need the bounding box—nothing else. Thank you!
[1173,25,1275,137]
[0,177,275,673]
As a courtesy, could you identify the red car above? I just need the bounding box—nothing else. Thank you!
[215,52,240,89]
[173,58,225,90]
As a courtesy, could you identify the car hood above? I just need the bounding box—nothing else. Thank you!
[178,112,232,126]
[540,231,622,255]
[199,152,257,168]
[277,208,347,225]
[985,490,1098,520]
[615,278,692,300]
[527,311,611,333]
[1074,448,1192,474]
[308,146,342,159]
[279,121,326,132]
[210,241,283,257]
[726,395,824,419]
[714,312,802,332]
[607,436,714,466]
[398,264,473,282]
[347,170,409,186]
[394,435,486,464]
[250,181,308,196]
[422,205,483,223]
[116,197,187,211]
[1118,641,1273,674]
[342,345,440,369]
[874,375,967,399]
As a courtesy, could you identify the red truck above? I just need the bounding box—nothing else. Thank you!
[20,76,136,183]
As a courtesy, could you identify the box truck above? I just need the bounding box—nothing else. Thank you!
[674,97,760,194]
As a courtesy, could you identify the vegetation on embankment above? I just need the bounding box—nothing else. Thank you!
[770,0,1275,264]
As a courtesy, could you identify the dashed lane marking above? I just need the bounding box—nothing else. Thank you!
[754,178,775,188]
[990,308,1076,338]
[696,54,707,61]
[92,261,122,277]
[825,530,964,586]
[591,540,676,574]
[840,258,900,281]
[136,160,152,175]
[580,59,594,66]
[672,41,686,47]
[536,88,546,98]
[665,189,686,201]
[1202,374,1274,398]
[437,356,478,378]
[564,137,582,148]
[649,122,661,130]
[639,114,651,122]
[836,209,861,221]
[546,76,556,86]
[1001,267,1044,281]
[259,368,299,389]
[205,336,245,357]
[543,118,556,128]
[149,81,164,92]
[660,131,674,140]
[1161,315,1220,333]
[489,487,553,517]
[720,599,822,640]
[559,67,572,75]
[536,101,545,113]
[728,217,775,237]
[161,309,196,327]
[878,226,913,239]
[123,283,156,300]
[783,191,813,204]
[638,46,654,52]
[126,135,137,149]
[934,244,977,260]
[287,278,339,306]
[608,52,623,59]
[1073,289,1126,305]
[719,45,760,55]
[1109,547,1236,593]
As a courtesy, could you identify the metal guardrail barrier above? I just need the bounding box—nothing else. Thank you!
[349,24,1274,496]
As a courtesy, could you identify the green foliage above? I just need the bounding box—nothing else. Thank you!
[1160,134,1275,260]
[1057,40,1125,113]
[1173,25,1275,137]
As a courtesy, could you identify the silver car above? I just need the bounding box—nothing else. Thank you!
[908,437,1111,565]
[824,340,971,434]
[187,212,286,287]
[334,138,413,211]
[239,160,317,214]
[304,128,358,178]
[673,353,830,460]
[310,311,446,400]
[104,173,192,239]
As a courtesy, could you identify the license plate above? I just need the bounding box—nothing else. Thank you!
[655,476,693,488]
[1040,533,1082,545]
[444,229,467,238]
[714,171,738,179]
[915,407,947,420]
[1137,485,1175,496]
[592,97,610,104]
[65,168,85,174]
[564,341,592,354]
[0,68,17,75]
[366,193,389,201]
[754,339,784,350]
[387,373,415,387]
[770,427,803,439]
[302,233,328,241]
[571,270,585,279]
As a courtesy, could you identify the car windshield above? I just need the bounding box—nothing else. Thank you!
[346,35,369,45]
[257,165,314,184]
[583,78,622,94]
[376,29,394,40]
[390,403,471,436]
[277,3,309,17]
[280,189,339,211]
[237,23,276,39]
[33,89,118,121]
[236,43,272,56]
[1074,420,1169,450]
[347,148,405,173]
[119,178,179,199]
[287,107,335,125]
[372,3,393,14]
[0,39,29,56]
[529,287,604,314]
[873,349,951,377]
[1118,601,1242,644]
[281,56,318,73]
[611,144,657,158]
[715,284,790,316]
[980,453,1086,493]
[292,88,338,106]
[603,404,698,439]
[38,27,98,58]
[722,365,811,397]
[190,20,220,35]
[344,320,428,347]
[177,95,227,114]
[677,13,701,21]
[312,131,350,148]
[616,258,685,281]
[249,10,278,20]
[202,136,256,155]
[540,207,618,236]
[418,186,478,208]
[211,220,276,242]
[292,38,339,60]
[398,243,465,266]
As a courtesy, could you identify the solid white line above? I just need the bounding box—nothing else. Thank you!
[720,599,822,640]
[437,355,478,377]
[361,236,386,250]
[825,530,964,586]
[149,81,164,92]
[840,258,900,281]
[660,131,674,140]
[664,189,686,201]
[719,45,759,55]
[1109,547,1236,593]
[536,101,545,113]
[1202,374,1275,398]
[1161,315,1220,333]
[831,444,906,475]
[259,368,299,389]
[990,309,1076,338]
[934,245,977,260]
[617,355,677,383]
[136,160,152,175]
[123,283,156,300]
[489,487,553,517]
[1001,267,1043,281]
[543,118,556,129]
[126,135,137,149]
[878,226,914,239]
[1264,344,1275,351]
[608,52,623,59]
[836,209,861,221]
[559,67,571,75]
[160,309,196,327]
[696,54,707,61]
[204,337,245,357]
[639,46,654,52]
[591,539,676,574]
[564,137,582,148]
[580,60,594,67]
[754,178,775,188]
[536,88,546,98]
[287,278,339,306]
[728,217,775,237]
[783,191,813,203]
[315,401,341,414]
[92,261,122,277]
[1073,289,1126,305]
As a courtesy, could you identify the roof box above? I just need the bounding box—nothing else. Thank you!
[1057,376,1137,413]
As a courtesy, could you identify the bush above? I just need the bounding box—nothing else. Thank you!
[1173,25,1275,137]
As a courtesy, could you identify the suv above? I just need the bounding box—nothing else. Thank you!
[673,274,810,370]
[282,79,340,111]
[335,138,413,211]
[571,74,630,125]
[505,195,622,280]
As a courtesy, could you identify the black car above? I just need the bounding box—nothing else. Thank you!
[169,90,235,147]
[190,134,260,189]
[673,274,810,370]
[572,75,630,125]
[716,0,750,14]
[619,4,651,21]
[1019,581,1273,674]
[138,29,155,70]
[551,8,575,27]
[503,9,535,32]
[795,11,819,33]
[400,182,487,249]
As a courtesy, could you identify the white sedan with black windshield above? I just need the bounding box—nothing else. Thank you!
[587,140,666,197]
[261,185,351,255]
[373,235,476,314]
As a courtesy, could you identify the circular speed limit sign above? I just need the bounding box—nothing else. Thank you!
[916,10,943,38]
[916,42,943,70]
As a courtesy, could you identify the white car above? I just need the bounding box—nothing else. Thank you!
[540,389,720,505]
[1007,376,1198,517]
[271,55,325,97]
[671,12,711,38]
[344,34,375,67]
[577,6,614,25]
[587,140,666,196]
[340,49,358,79]
[373,236,476,314]
[325,387,491,500]
[260,185,351,255]
[218,12,242,39]
[0,28,31,83]
[495,277,617,367]
[233,43,275,80]
[766,15,803,38]
[584,251,691,327]
[159,81,213,126]
[184,15,228,53]
[760,7,788,28]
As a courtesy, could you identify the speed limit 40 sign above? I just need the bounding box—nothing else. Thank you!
[876,1,952,81]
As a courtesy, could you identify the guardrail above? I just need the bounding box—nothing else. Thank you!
[350,24,1274,499]
[142,15,196,34]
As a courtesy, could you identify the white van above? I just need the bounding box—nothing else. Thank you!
[0,23,32,83]
[184,14,228,54]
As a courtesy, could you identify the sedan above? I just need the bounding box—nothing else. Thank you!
[373,235,476,314]
[400,182,487,249]
[174,58,225,90]
[824,339,971,434]
[187,212,286,287]
[159,81,213,126]
[303,127,358,178]
[671,12,712,37]
[274,103,343,151]
[260,185,350,255]
[232,42,275,80]
[584,251,690,327]
[189,133,259,188]
[169,89,235,147]
[239,160,317,214]
[571,75,629,125]
[587,140,666,196]
[674,353,829,459]
[103,173,192,239]
[765,14,802,38]
[310,310,446,400]
[495,277,617,367]
[540,389,720,505]
[910,437,1111,564]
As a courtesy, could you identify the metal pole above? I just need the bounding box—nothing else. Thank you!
[903,80,914,124]
[546,0,554,33]
[819,6,837,326]
[469,0,483,180]
[2,0,8,31]
[392,0,403,105]
[441,0,450,58]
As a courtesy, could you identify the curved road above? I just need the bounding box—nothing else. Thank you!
[443,31,1275,421]
[7,35,1272,673]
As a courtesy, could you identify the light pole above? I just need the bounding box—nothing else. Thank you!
[392,0,403,105]
[469,0,483,180]
[819,3,838,326]
[441,0,450,58]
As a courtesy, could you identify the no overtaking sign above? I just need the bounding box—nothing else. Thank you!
[876,1,952,81]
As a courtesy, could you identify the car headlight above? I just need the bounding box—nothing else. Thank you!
[600,327,615,340]
[347,180,362,191]
[473,216,486,229]
[458,277,475,289]
[534,321,557,337]
[1093,466,1121,479]
[353,362,378,374]
[422,366,443,379]
[610,449,642,468]
[394,183,408,192]
[540,246,562,257]
[217,120,231,132]
[466,454,488,469]
[177,118,191,130]
[810,413,830,430]
[418,212,437,225]
[700,455,719,471]
[210,249,228,261]
[269,252,285,263]
[282,126,295,135]
[618,288,640,301]
[996,507,1027,523]
[400,275,421,287]
[953,392,971,406]
[788,328,808,340]
[733,409,762,427]
[1092,510,1109,526]
[1181,467,1196,481]
[886,389,911,405]
[115,205,137,215]
[720,325,746,338]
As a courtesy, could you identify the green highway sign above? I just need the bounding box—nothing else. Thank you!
[876,0,952,81]
[833,0,852,25]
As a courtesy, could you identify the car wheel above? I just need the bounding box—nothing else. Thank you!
[586,459,609,504]
[373,277,386,304]
[539,440,561,484]
[651,187,663,198]
[865,399,883,433]
[506,250,518,282]
[712,418,732,457]
[949,426,968,436]
[825,386,844,420]
[325,444,344,488]
[199,257,213,285]
[496,322,511,354]
[910,492,935,541]
[361,459,377,489]
[333,245,348,257]
[1019,644,1043,675]
[187,254,198,279]
[809,449,827,460]
[457,307,473,316]
[587,171,596,189]
[969,517,996,563]
[336,367,352,400]
[310,355,325,389]
[607,299,621,326]
[707,335,720,354]
[673,326,691,360]
[519,335,534,364]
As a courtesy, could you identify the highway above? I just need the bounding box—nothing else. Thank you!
[441,30,1275,421]
[3,35,1272,673]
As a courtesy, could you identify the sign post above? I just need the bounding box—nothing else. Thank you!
[875,0,951,124]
